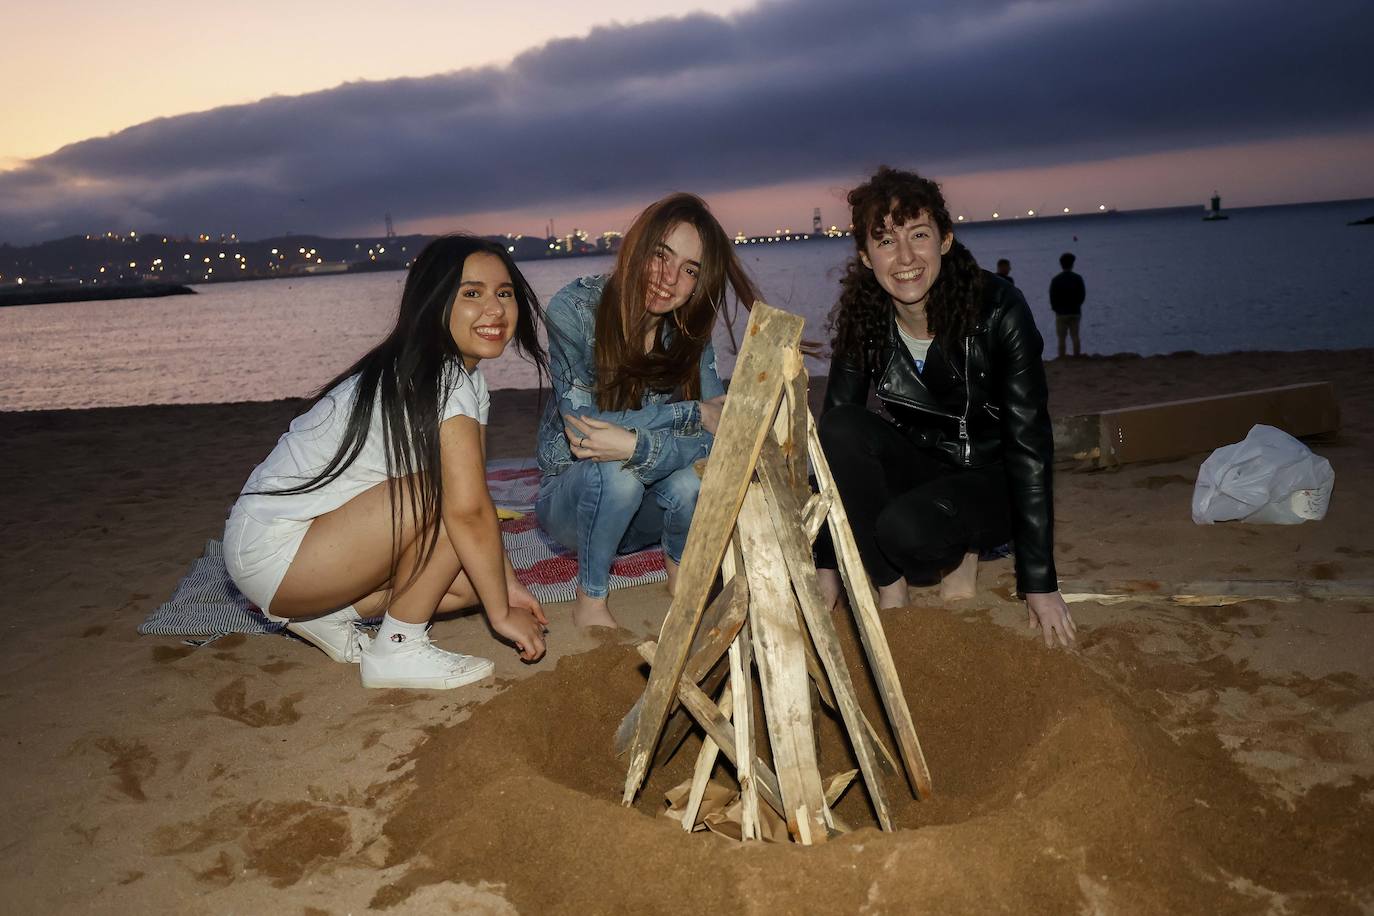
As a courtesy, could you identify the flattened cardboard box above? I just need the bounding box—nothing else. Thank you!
[1054,381,1340,468]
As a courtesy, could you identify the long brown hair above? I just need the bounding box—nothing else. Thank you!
[250,235,547,598]
[594,193,759,411]
[828,166,983,365]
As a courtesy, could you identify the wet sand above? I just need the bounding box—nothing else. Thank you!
[1,350,1371,913]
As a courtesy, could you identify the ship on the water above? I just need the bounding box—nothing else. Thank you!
[1203,191,1229,221]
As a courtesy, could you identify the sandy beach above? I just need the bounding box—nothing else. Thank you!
[2,349,1372,914]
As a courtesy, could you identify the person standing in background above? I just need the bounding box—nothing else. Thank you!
[995,258,1014,286]
[1049,252,1085,358]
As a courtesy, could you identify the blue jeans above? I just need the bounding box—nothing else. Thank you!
[535,460,701,598]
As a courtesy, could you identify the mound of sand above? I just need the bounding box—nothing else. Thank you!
[372,610,1374,914]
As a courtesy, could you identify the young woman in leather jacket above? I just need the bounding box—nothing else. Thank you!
[816,167,1075,647]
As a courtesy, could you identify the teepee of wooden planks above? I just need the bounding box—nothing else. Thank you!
[617,302,933,843]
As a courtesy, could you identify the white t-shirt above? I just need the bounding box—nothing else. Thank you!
[897,325,934,374]
[234,363,489,525]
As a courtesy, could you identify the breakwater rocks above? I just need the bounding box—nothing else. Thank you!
[0,282,196,307]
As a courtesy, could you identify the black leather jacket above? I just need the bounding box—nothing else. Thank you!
[822,272,1057,594]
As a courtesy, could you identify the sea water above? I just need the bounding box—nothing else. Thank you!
[1,198,1371,411]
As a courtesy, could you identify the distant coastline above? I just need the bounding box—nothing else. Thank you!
[0,281,195,308]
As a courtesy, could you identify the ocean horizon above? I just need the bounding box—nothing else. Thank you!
[2,197,1371,412]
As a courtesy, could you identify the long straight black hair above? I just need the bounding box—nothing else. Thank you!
[256,234,547,594]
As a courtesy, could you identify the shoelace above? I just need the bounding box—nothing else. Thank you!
[406,637,476,670]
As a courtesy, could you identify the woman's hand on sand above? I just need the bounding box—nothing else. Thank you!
[699,395,727,435]
[564,414,636,462]
[490,605,547,662]
[507,578,548,627]
[1026,591,1076,648]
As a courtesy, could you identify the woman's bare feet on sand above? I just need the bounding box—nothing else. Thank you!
[877,576,910,609]
[572,589,618,628]
[938,551,979,602]
[817,567,845,613]
[665,555,679,597]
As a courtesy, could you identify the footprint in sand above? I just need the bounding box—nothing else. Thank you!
[93,736,157,801]
[212,678,302,727]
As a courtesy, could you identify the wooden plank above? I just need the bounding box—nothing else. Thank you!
[807,414,933,799]
[647,537,750,767]
[637,641,787,820]
[793,576,900,778]
[623,302,804,806]
[801,490,832,544]
[1054,381,1340,469]
[614,575,745,756]
[682,682,732,832]
[738,485,830,844]
[1059,578,1374,606]
[648,564,750,768]
[775,351,809,497]
[653,655,729,769]
[723,545,760,841]
[729,629,759,841]
[824,769,859,808]
[755,440,896,830]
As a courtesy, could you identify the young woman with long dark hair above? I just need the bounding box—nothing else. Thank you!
[817,167,1076,647]
[535,193,759,628]
[224,235,550,689]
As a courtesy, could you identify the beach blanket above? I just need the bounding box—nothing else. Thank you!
[139,458,666,638]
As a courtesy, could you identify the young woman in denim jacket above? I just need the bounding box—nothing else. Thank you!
[535,193,760,627]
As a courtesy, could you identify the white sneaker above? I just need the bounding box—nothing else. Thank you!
[359,632,494,690]
[285,608,362,663]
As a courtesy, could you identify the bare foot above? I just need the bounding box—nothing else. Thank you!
[938,551,979,602]
[572,589,619,628]
[877,576,910,609]
[664,555,679,597]
[817,567,844,613]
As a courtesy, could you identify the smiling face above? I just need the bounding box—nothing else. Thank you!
[860,209,954,313]
[643,221,703,317]
[447,252,517,369]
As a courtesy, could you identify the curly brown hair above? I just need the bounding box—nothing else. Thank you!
[828,166,984,366]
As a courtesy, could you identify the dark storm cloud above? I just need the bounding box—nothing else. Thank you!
[3,0,1372,242]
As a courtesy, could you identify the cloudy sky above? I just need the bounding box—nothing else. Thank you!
[3,0,1372,244]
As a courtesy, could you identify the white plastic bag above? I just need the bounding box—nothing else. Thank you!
[1191,424,1335,525]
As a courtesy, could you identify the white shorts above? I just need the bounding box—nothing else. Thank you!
[223,506,311,621]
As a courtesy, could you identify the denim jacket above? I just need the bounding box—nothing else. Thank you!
[536,275,724,485]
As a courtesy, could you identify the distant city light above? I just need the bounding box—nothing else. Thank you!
[1099,204,1107,211]
[957,215,965,221]
[992,212,1000,219]
[1027,209,1035,216]
[270,248,278,255]
[1064,207,1071,213]
[183,254,190,260]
